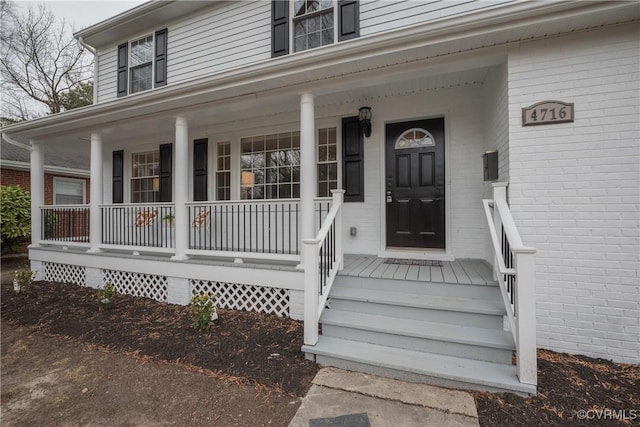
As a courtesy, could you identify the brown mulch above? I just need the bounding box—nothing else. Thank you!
[2,279,638,426]
[474,350,640,426]
[0,280,319,397]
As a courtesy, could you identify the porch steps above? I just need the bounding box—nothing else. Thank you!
[303,275,534,395]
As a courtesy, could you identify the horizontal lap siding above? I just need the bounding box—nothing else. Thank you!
[360,0,513,37]
[167,1,270,85]
[508,23,640,364]
[96,46,117,103]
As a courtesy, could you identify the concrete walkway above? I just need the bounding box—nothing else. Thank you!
[289,368,480,427]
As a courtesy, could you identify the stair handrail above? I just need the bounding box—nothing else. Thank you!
[483,182,537,389]
[303,189,344,346]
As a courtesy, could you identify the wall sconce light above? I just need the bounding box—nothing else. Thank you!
[359,106,372,138]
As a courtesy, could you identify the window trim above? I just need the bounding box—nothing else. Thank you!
[130,149,161,203]
[53,177,86,205]
[117,28,167,97]
[291,0,338,53]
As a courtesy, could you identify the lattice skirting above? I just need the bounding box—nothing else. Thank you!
[191,279,289,317]
[43,262,86,286]
[103,269,168,302]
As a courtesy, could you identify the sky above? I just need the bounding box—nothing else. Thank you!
[12,0,147,36]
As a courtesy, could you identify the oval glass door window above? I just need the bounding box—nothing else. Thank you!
[394,128,435,149]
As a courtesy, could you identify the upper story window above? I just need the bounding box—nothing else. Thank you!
[271,0,359,58]
[117,29,167,97]
[130,35,154,93]
[293,0,334,52]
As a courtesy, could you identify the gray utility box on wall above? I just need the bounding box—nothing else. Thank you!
[483,150,499,181]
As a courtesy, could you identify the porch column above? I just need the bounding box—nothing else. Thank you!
[30,141,44,246]
[299,92,316,264]
[87,132,103,253]
[171,116,189,260]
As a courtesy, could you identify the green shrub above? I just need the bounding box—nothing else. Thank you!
[13,265,36,292]
[96,282,117,310]
[0,185,31,250]
[191,292,218,331]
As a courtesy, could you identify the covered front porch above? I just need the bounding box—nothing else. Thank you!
[14,37,537,393]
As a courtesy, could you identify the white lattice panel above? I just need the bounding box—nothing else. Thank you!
[191,280,289,317]
[43,262,86,286]
[102,270,168,302]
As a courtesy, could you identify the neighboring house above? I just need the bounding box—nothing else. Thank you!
[1,1,638,395]
[1,140,90,205]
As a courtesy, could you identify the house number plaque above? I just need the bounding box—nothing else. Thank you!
[522,101,574,126]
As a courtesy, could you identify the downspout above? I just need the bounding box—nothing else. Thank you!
[1,132,32,151]
[77,37,98,105]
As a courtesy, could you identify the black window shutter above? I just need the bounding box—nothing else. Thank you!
[154,28,168,88]
[112,150,124,203]
[117,43,128,97]
[159,143,173,202]
[342,116,364,202]
[193,138,208,201]
[272,0,289,57]
[338,0,359,41]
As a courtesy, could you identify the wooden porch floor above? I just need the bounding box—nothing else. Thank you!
[339,255,496,285]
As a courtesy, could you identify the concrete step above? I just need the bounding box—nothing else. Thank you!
[303,337,535,395]
[321,309,514,364]
[336,275,499,300]
[328,287,505,329]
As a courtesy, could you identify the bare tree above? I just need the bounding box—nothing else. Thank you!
[0,2,93,121]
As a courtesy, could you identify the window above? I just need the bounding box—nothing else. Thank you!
[271,1,359,57]
[216,142,231,201]
[117,29,167,97]
[240,132,301,200]
[317,127,338,197]
[53,178,85,205]
[293,0,334,52]
[131,151,160,203]
[130,35,153,93]
[395,128,435,149]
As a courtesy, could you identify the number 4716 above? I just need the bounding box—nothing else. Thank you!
[531,107,568,121]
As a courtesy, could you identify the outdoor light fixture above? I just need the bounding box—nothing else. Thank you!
[359,106,372,138]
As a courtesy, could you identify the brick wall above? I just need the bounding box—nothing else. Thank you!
[508,23,640,363]
[1,167,91,204]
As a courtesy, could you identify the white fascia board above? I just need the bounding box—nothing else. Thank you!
[1,159,90,177]
[4,1,633,142]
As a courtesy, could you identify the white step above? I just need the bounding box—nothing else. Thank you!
[321,309,514,363]
[328,286,505,328]
[330,287,506,315]
[303,337,535,395]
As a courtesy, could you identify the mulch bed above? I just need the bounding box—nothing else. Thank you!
[0,280,319,397]
[2,279,638,426]
[474,350,639,426]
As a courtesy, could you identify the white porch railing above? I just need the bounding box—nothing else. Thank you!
[304,190,344,345]
[40,205,90,245]
[100,203,175,251]
[483,183,537,388]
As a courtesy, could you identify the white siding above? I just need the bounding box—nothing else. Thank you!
[94,1,520,103]
[95,1,271,103]
[508,23,640,364]
[96,45,117,103]
[167,1,271,84]
[360,0,513,37]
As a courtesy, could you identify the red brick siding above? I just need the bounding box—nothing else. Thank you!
[1,168,91,204]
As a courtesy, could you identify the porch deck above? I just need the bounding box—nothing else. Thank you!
[340,255,495,286]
